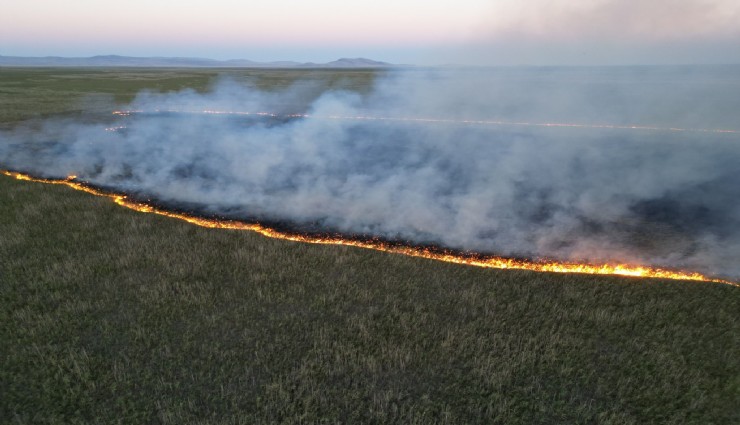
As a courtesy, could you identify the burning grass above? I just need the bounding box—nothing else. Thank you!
[2,169,733,285]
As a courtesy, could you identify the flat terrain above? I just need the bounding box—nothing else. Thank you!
[1,68,738,424]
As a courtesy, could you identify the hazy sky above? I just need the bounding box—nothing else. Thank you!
[1,0,739,65]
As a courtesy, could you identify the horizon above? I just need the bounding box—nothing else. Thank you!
[2,0,739,66]
[0,54,395,65]
[3,53,740,69]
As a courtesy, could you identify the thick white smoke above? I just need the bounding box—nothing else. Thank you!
[2,67,739,278]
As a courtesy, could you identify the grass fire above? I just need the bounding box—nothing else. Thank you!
[1,169,734,285]
[1,67,738,424]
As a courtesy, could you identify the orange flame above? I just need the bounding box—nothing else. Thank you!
[2,170,736,286]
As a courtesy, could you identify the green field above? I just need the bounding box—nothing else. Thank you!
[1,68,738,424]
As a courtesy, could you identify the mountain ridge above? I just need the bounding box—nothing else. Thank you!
[0,54,395,68]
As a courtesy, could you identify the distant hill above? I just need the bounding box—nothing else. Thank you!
[0,55,394,68]
[300,58,392,68]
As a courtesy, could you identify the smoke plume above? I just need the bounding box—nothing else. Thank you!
[2,67,739,278]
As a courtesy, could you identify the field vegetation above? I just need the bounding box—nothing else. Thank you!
[1,68,738,424]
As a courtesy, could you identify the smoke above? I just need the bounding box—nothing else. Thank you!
[487,0,740,41]
[456,1,740,66]
[2,67,739,278]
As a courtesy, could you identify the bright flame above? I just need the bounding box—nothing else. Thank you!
[2,170,736,286]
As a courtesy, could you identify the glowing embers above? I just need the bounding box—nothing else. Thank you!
[2,170,735,286]
[112,109,740,134]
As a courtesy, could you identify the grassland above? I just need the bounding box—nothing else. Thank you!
[1,68,739,424]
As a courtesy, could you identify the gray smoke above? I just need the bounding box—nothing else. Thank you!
[2,67,739,278]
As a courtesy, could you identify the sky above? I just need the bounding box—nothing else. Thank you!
[1,0,739,65]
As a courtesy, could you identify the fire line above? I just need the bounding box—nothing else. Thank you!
[2,170,736,286]
[112,109,740,135]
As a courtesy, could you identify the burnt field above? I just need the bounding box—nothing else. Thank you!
[1,67,739,424]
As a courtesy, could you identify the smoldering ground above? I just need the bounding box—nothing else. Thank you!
[2,67,739,278]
